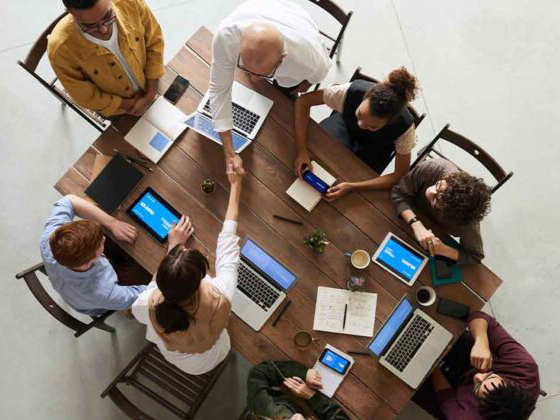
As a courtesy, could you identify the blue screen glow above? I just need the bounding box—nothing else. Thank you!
[149,132,170,152]
[130,192,179,240]
[377,237,424,282]
[241,240,297,290]
[369,298,414,356]
[320,349,350,374]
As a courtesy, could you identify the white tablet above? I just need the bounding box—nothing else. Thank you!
[372,233,428,287]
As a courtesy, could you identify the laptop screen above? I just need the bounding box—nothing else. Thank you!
[368,297,414,356]
[241,239,297,291]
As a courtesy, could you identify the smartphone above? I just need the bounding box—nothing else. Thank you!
[437,298,469,321]
[434,255,455,279]
[303,169,329,193]
[163,75,189,104]
[319,348,351,375]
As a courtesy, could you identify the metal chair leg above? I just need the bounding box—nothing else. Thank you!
[336,36,344,64]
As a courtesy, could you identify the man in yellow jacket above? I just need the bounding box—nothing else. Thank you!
[48,0,164,117]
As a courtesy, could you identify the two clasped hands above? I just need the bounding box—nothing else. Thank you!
[283,369,323,401]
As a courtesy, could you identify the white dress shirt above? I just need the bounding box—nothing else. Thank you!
[209,0,331,132]
[132,220,240,375]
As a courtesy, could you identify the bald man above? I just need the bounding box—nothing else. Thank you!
[209,0,331,174]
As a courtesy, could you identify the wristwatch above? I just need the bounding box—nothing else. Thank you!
[408,217,420,226]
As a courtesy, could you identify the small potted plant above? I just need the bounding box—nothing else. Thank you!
[201,178,216,195]
[304,230,329,254]
[347,275,365,292]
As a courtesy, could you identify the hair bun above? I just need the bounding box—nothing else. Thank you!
[387,67,418,102]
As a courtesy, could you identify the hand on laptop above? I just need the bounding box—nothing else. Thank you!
[471,338,493,372]
[108,219,137,244]
[167,215,194,251]
[305,369,323,389]
[283,376,316,400]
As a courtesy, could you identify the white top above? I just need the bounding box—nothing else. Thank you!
[323,83,418,155]
[132,221,240,375]
[81,22,141,93]
[209,0,331,132]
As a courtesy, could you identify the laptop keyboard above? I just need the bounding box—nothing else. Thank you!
[385,315,434,372]
[203,100,260,134]
[237,263,281,311]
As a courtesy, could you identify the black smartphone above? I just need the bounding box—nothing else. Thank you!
[163,75,189,104]
[434,255,455,279]
[437,298,469,321]
[302,169,329,193]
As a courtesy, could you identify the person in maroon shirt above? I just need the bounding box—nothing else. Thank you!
[427,311,540,419]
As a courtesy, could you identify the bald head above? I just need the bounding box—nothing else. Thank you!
[240,23,285,77]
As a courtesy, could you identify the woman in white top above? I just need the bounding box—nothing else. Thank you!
[133,161,243,375]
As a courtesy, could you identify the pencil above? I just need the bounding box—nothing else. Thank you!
[271,299,291,327]
[347,350,371,356]
[273,214,303,225]
[342,303,348,330]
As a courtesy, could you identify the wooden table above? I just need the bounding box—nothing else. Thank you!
[55,27,502,419]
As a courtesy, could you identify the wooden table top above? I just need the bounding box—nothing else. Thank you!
[55,26,502,419]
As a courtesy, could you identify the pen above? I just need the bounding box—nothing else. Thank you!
[270,361,286,379]
[271,299,291,327]
[342,303,347,330]
[347,350,371,356]
[273,214,303,226]
[113,149,153,171]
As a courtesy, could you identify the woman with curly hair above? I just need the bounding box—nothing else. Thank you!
[391,158,492,265]
[293,66,419,201]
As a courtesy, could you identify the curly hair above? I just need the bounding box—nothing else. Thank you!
[478,381,536,420]
[364,66,418,121]
[435,172,492,225]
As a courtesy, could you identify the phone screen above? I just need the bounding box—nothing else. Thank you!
[319,349,351,375]
[164,75,189,104]
[303,170,329,193]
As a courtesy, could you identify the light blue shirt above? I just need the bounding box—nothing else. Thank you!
[40,197,146,316]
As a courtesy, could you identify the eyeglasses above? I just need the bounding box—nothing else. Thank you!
[473,373,500,397]
[78,9,117,34]
[237,54,284,80]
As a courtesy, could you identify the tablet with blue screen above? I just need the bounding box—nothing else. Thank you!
[372,233,428,286]
[127,187,182,243]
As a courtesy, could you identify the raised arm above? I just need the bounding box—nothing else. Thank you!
[66,195,137,243]
[294,89,325,177]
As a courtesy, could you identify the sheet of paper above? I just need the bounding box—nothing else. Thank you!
[286,161,336,212]
[124,118,172,163]
[313,287,377,337]
[313,345,355,398]
[143,96,187,140]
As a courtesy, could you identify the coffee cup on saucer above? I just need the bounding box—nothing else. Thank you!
[416,286,436,306]
[344,249,371,269]
[293,331,316,349]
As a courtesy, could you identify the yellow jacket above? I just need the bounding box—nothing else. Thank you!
[47,0,164,116]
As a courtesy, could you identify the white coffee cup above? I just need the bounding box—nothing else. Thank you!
[345,249,371,269]
[416,286,437,306]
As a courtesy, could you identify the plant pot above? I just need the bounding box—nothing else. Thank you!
[201,179,216,195]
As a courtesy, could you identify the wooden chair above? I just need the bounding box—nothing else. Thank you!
[411,123,514,194]
[308,0,353,63]
[101,343,231,419]
[349,66,426,127]
[17,12,109,132]
[15,262,116,338]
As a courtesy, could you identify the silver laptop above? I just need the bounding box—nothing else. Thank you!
[232,237,298,331]
[367,295,452,389]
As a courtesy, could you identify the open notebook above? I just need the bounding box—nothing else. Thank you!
[286,161,336,212]
[124,97,188,163]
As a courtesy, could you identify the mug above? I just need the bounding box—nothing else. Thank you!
[344,249,371,269]
[293,331,316,349]
[416,286,437,306]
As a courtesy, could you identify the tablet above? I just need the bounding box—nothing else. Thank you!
[372,233,428,286]
[127,187,181,243]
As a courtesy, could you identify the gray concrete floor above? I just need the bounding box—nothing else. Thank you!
[0,0,558,419]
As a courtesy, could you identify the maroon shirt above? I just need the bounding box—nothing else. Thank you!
[436,312,540,419]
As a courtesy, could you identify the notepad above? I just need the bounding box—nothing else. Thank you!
[313,345,355,398]
[286,161,336,212]
[124,97,188,163]
[313,287,377,337]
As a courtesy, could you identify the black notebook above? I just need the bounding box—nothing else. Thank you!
[85,154,144,214]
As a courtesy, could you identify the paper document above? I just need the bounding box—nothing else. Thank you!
[313,287,377,337]
[124,97,187,163]
[286,161,336,212]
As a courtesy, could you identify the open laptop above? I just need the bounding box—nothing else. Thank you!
[367,295,453,389]
[232,237,298,331]
[185,81,273,152]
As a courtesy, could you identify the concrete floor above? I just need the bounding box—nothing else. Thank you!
[1,0,558,418]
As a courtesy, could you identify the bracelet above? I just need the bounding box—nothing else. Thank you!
[408,217,420,226]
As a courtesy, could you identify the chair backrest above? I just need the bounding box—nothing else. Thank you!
[350,66,426,127]
[20,12,68,72]
[101,343,230,419]
[411,123,514,194]
[307,0,353,59]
